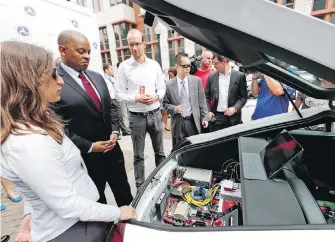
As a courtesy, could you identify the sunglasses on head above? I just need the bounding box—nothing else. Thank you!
[180,64,191,69]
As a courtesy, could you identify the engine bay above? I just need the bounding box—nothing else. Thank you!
[136,128,335,227]
[152,160,242,227]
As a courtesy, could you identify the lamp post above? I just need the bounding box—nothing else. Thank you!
[154,24,162,67]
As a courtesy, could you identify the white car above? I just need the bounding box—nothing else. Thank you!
[108,0,335,241]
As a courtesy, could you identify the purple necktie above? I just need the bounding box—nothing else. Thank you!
[79,73,102,112]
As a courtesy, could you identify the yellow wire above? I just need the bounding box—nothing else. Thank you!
[182,185,219,207]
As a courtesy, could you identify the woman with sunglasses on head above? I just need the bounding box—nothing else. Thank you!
[0,41,136,242]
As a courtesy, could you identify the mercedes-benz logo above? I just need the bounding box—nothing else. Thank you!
[93,42,98,49]
[71,20,79,28]
[17,26,30,36]
[24,6,36,16]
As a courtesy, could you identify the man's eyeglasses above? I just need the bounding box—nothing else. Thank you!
[128,42,143,48]
[180,64,191,69]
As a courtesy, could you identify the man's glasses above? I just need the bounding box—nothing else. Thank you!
[128,42,143,48]
[180,64,191,69]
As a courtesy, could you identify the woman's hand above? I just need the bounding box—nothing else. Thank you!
[119,206,136,221]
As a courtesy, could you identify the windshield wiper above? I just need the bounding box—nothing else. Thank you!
[280,82,303,118]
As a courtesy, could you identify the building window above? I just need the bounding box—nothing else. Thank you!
[120,23,130,46]
[168,28,184,66]
[314,15,325,20]
[168,41,175,67]
[103,28,109,49]
[145,45,152,59]
[99,0,103,10]
[116,49,131,63]
[116,0,127,4]
[99,27,111,65]
[109,0,133,6]
[168,30,181,38]
[195,44,206,57]
[92,0,98,10]
[311,0,335,24]
[168,39,185,66]
[113,22,133,48]
[100,27,110,50]
[144,44,159,60]
[313,0,327,11]
[92,0,103,11]
[154,44,161,62]
[101,53,106,63]
[283,0,294,8]
[107,52,111,63]
[113,25,120,47]
[142,24,160,61]
[168,30,173,38]
[331,13,335,24]
[113,22,135,62]
[144,23,159,42]
[124,49,131,60]
[101,52,112,64]
[117,51,123,63]
[177,39,184,53]
[275,0,295,8]
[144,24,151,42]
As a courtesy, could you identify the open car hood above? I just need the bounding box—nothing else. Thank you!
[132,0,335,100]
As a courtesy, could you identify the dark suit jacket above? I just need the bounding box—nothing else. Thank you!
[163,75,208,138]
[205,70,248,125]
[55,65,120,155]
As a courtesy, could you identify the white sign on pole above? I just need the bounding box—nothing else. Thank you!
[0,0,102,73]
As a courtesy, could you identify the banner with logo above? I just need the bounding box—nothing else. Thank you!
[0,0,102,73]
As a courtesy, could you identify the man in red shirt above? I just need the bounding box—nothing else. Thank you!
[194,50,214,90]
[194,50,213,133]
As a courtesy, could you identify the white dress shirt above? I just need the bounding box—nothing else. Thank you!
[217,68,232,112]
[61,63,118,153]
[177,76,192,115]
[1,124,121,242]
[116,56,166,112]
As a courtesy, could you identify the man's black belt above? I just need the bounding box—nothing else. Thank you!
[182,115,193,120]
[129,107,160,116]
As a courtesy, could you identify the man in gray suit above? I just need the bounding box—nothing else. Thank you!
[206,54,248,131]
[163,53,208,149]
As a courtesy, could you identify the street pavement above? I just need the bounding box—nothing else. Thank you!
[0,100,257,240]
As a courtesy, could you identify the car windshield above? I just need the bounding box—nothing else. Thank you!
[266,55,335,89]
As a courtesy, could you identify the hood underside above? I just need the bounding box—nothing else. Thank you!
[133,0,335,100]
